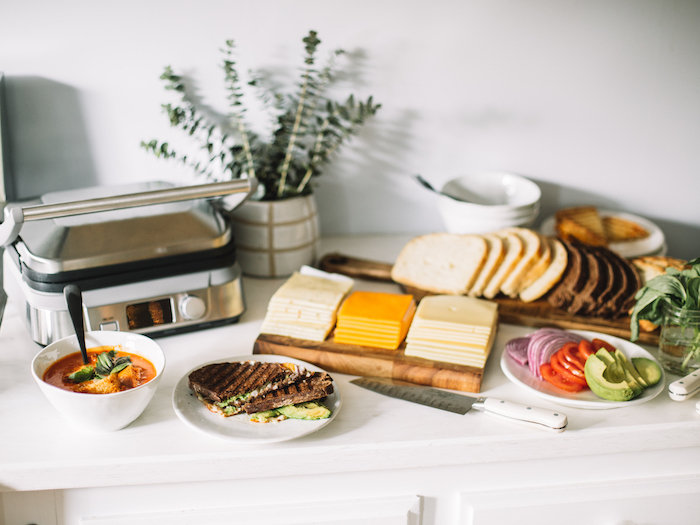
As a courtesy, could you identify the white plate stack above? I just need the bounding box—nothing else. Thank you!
[436,171,541,234]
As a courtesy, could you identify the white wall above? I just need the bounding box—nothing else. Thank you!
[1,0,699,258]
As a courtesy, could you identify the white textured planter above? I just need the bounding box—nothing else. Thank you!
[227,194,320,278]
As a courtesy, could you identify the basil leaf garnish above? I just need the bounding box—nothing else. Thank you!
[68,365,95,383]
[94,350,131,377]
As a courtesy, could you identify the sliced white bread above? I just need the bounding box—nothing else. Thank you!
[516,234,552,294]
[468,234,505,297]
[391,233,488,295]
[499,228,544,297]
[482,230,524,299]
[519,237,568,303]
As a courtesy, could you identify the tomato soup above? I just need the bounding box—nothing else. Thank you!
[43,345,157,393]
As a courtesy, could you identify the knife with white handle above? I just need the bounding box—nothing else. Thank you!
[668,369,700,401]
[350,377,568,432]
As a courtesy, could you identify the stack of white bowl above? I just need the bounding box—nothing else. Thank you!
[436,171,541,235]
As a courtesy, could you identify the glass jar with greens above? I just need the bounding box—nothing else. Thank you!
[657,301,700,375]
[631,257,700,375]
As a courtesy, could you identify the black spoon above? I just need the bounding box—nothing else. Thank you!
[64,284,89,365]
[413,174,469,202]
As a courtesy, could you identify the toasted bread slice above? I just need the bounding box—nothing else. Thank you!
[391,233,488,295]
[482,230,524,299]
[632,256,688,283]
[467,234,505,297]
[555,206,607,247]
[500,228,545,297]
[519,238,568,303]
[602,216,649,242]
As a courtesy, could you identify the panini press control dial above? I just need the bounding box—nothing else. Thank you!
[179,294,207,320]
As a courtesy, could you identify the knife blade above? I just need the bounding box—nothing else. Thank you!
[350,377,567,432]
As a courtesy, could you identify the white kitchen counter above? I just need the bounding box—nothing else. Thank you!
[2,235,699,525]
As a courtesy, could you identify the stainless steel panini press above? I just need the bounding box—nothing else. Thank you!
[1,178,256,345]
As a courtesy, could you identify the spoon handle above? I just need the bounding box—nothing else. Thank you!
[64,284,89,365]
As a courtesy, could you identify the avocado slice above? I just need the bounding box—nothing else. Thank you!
[631,357,662,387]
[249,409,283,423]
[584,354,637,402]
[597,349,626,384]
[277,402,331,420]
[614,349,648,388]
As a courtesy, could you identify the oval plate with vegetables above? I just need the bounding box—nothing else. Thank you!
[501,330,665,409]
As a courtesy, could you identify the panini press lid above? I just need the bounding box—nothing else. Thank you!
[13,181,232,275]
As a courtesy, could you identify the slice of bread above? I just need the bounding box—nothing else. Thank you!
[467,234,504,297]
[500,228,545,297]
[391,233,488,295]
[602,216,649,242]
[482,230,524,299]
[516,233,552,294]
[519,237,568,303]
[555,206,607,247]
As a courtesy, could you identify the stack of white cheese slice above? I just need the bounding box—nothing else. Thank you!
[260,270,354,341]
[404,295,498,367]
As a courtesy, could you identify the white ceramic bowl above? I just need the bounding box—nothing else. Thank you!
[437,172,541,234]
[31,331,165,433]
[440,171,541,213]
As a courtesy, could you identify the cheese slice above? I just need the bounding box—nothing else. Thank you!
[335,291,416,350]
[403,295,498,366]
[482,231,524,299]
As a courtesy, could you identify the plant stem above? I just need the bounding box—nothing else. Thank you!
[278,70,310,197]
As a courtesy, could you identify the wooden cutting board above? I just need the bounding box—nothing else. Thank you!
[253,252,659,394]
[317,252,660,346]
[254,332,487,393]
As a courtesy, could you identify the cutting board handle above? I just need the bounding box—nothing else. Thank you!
[318,253,394,282]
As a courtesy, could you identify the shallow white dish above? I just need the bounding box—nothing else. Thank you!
[172,354,341,443]
[441,171,541,211]
[500,330,665,409]
[540,210,665,258]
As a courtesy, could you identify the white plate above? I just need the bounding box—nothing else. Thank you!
[500,330,665,409]
[172,354,341,443]
[540,210,665,258]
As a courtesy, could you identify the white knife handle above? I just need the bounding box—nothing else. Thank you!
[472,398,568,432]
[669,370,700,401]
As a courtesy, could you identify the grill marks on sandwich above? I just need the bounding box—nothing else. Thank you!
[188,361,333,417]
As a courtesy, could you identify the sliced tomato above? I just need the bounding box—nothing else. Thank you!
[540,363,585,393]
[555,351,587,380]
[578,339,596,359]
[550,351,588,386]
[592,338,617,353]
[561,343,586,370]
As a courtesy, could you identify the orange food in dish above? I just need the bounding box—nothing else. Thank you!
[43,346,156,394]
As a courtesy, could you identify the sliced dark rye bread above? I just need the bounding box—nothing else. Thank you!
[243,372,334,414]
[590,247,622,317]
[188,361,290,404]
[610,251,642,317]
[567,248,612,316]
[546,241,589,310]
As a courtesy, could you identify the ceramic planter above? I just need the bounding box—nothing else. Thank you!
[227,194,320,278]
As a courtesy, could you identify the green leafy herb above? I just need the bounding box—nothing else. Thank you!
[67,365,95,383]
[631,257,700,370]
[141,30,380,201]
[94,350,132,378]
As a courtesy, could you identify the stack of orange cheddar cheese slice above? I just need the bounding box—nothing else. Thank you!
[404,295,498,367]
[334,291,417,350]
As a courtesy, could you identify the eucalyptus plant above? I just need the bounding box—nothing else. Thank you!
[142,31,381,200]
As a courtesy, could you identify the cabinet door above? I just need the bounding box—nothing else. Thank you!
[459,474,700,525]
[78,495,422,525]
